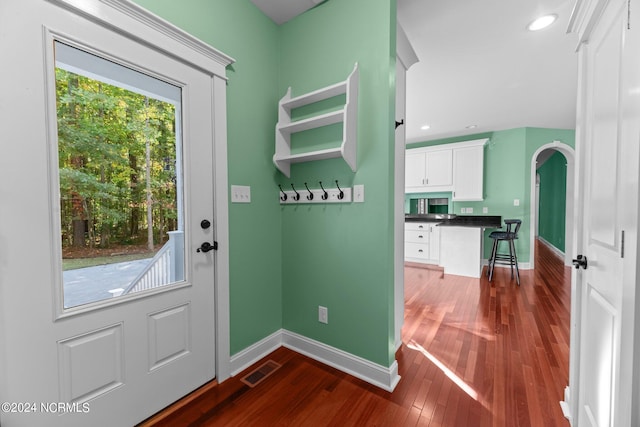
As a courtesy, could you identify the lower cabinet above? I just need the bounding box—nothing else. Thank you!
[404,222,440,265]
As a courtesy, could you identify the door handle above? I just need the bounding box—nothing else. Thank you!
[197,241,218,253]
[572,254,588,269]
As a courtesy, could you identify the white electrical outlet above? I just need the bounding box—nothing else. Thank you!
[353,184,365,203]
[231,185,251,203]
[513,199,520,206]
[483,207,488,214]
[467,207,473,214]
[318,306,328,324]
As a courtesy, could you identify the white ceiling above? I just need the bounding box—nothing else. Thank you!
[398,0,579,143]
[250,0,579,144]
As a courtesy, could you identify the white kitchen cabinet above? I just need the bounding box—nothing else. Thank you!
[452,144,484,201]
[273,63,358,178]
[405,149,453,192]
[404,222,440,264]
[429,224,441,262]
[406,138,487,197]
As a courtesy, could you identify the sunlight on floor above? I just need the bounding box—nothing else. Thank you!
[407,340,485,407]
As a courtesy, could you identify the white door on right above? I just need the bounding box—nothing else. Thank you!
[572,0,640,425]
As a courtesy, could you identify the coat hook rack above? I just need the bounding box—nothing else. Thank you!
[290,183,300,201]
[335,180,344,200]
[395,119,404,129]
[278,184,287,201]
[304,182,314,200]
[279,181,352,204]
[319,181,329,200]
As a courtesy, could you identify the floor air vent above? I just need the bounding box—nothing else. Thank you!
[240,360,281,388]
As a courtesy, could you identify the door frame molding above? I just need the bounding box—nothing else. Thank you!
[528,141,576,269]
[47,0,235,382]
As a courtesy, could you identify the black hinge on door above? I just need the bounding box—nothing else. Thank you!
[621,230,625,258]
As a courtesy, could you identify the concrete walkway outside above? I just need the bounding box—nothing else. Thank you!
[63,258,152,308]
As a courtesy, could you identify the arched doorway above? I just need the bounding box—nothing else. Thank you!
[529,141,575,268]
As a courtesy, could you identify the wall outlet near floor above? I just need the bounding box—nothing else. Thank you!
[318,306,328,324]
[483,207,488,214]
[231,185,251,203]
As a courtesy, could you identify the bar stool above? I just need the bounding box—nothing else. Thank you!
[487,219,522,285]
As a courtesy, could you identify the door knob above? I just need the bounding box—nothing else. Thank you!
[200,219,211,229]
[572,254,588,269]
[197,241,218,253]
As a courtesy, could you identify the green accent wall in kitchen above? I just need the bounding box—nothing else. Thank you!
[537,151,567,252]
[406,127,575,264]
[134,0,398,368]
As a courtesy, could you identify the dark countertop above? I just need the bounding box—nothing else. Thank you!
[405,214,502,228]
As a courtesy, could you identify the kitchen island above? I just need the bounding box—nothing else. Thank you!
[405,214,502,278]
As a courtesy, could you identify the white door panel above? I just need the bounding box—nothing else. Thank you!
[0,1,225,425]
[574,0,631,425]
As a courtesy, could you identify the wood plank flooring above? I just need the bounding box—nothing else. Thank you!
[140,239,571,426]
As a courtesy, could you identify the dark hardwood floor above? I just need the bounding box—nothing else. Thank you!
[140,239,571,426]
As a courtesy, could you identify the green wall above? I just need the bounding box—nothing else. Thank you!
[132,0,283,354]
[537,151,567,252]
[406,127,575,263]
[278,0,397,367]
[134,0,398,368]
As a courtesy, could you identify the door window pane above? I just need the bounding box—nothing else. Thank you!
[54,41,184,309]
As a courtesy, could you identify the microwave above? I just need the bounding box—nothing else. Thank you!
[413,197,449,214]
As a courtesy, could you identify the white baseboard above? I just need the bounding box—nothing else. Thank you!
[282,330,400,392]
[229,330,282,377]
[229,329,401,392]
[537,236,566,260]
[560,386,573,424]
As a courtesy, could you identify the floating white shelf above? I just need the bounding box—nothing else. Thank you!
[274,63,358,178]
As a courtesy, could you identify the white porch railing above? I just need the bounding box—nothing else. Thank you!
[122,230,184,295]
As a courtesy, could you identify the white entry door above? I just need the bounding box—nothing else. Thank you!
[571,0,640,425]
[0,1,231,426]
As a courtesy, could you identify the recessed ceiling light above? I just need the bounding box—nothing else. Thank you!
[421,124,431,130]
[465,124,478,129]
[528,14,557,31]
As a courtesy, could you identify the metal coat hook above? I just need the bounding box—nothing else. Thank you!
[319,181,329,200]
[291,183,300,201]
[304,182,314,200]
[335,180,344,200]
[278,184,287,201]
[395,119,404,129]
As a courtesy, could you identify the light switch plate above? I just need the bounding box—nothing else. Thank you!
[353,184,364,203]
[231,185,251,203]
[513,199,520,206]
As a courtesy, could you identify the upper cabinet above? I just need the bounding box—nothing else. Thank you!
[405,138,488,200]
[452,143,485,201]
[405,148,453,191]
[273,64,358,178]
